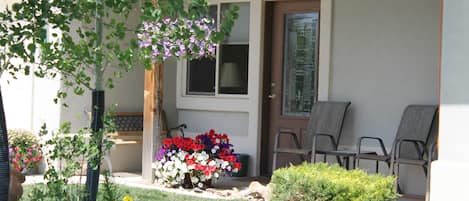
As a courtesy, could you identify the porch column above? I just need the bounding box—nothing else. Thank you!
[142,64,163,183]
[430,1,469,200]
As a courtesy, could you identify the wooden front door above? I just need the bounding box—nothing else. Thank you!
[263,0,320,174]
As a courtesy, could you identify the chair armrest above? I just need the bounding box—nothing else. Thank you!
[315,133,338,149]
[428,142,438,162]
[394,138,426,159]
[169,124,188,138]
[358,137,388,156]
[170,124,187,130]
[274,129,302,149]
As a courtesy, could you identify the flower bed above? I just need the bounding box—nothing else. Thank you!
[153,129,241,188]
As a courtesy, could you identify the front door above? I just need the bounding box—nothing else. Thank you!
[264,0,320,174]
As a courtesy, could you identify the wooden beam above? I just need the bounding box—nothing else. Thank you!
[142,63,164,183]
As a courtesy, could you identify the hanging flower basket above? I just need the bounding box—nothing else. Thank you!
[153,129,241,189]
[138,17,218,63]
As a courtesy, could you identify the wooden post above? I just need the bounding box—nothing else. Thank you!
[142,62,164,183]
[142,0,165,183]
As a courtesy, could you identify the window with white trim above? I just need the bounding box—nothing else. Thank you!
[186,2,250,96]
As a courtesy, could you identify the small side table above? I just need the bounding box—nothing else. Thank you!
[323,150,377,170]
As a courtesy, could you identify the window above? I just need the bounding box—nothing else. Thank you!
[186,2,250,96]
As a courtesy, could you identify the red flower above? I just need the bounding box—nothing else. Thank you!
[234,162,241,170]
[186,158,195,166]
[195,164,205,171]
[163,138,173,148]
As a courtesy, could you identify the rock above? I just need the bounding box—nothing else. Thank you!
[8,169,25,201]
[246,181,271,201]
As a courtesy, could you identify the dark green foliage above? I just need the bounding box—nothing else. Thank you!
[271,163,399,201]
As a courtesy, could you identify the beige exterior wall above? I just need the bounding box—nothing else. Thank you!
[328,0,440,195]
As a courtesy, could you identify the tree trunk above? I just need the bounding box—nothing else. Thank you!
[85,0,105,200]
[85,90,105,201]
[0,87,10,201]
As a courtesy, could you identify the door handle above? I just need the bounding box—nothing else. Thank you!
[268,82,276,99]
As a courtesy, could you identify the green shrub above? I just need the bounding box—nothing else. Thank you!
[271,163,399,201]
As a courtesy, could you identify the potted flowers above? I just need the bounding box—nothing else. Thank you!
[7,129,43,174]
[153,129,241,188]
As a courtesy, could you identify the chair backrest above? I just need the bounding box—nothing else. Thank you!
[304,101,351,151]
[394,105,438,159]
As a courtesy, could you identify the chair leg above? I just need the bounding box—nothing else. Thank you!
[395,162,403,194]
[272,151,278,172]
[425,164,431,201]
[355,157,360,169]
[336,155,343,167]
[375,161,379,173]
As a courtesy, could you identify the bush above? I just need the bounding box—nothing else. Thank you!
[271,163,399,201]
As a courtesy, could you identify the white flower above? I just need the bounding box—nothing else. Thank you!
[50,6,61,15]
[208,160,216,167]
[191,177,199,184]
[198,182,204,188]
[221,161,229,169]
[211,148,217,154]
[214,172,219,178]
[180,163,188,173]
[177,151,187,159]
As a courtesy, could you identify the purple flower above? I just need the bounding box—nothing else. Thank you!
[164,18,171,24]
[139,41,151,48]
[190,35,196,43]
[198,49,205,57]
[155,148,166,161]
[207,45,215,54]
[152,45,160,55]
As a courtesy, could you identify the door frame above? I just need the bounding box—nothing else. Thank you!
[260,0,333,175]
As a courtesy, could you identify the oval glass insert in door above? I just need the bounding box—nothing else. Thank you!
[282,13,319,117]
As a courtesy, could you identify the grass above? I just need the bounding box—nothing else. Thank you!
[21,184,245,201]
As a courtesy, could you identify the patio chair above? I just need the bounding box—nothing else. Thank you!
[355,105,438,176]
[392,111,438,199]
[272,101,351,170]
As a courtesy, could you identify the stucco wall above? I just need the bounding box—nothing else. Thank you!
[329,0,440,195]
[330,0,439,146]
